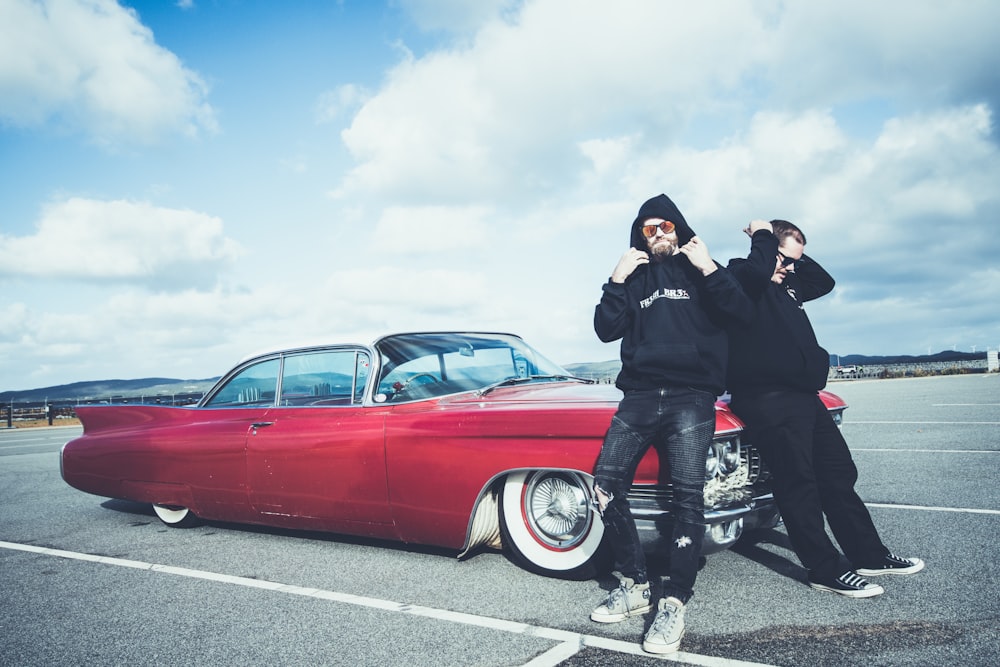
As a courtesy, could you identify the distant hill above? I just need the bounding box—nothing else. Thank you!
[564,360,623,380]
[566,350,988,381]
[832,350,986,366]
[0,377,220,404]
[2,349,989,403]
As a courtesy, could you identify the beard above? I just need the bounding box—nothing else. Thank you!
[648,238,678,259]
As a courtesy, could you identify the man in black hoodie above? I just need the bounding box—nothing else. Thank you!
[726,219,923,599]
[590,194,751,655]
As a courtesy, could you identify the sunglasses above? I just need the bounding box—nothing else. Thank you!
[777,251,797,267]
[641,220,676,238]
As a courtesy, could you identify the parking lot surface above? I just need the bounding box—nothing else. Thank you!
[2,374,997,666]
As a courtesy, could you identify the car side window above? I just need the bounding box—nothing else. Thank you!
[279,350,371,406]
[203,358,280,407]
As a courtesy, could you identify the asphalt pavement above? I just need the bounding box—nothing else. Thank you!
[1,373,998,666]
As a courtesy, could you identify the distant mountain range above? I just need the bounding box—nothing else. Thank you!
[830,350,987,366]
[1,377,220,404]
[2,350,987,404]
[565,350,988,380]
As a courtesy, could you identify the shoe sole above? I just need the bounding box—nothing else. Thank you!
[590,604,652,623]
[809,581,884,598]
[856,559,925,577]
[643,630,684,654]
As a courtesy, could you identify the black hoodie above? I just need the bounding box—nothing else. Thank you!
[726,229,835,394]
[594,194,752,395]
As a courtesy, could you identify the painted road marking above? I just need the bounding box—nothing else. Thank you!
[0,540,776,667]
[854,448,999,454]
[866,502,1000,516]
[849,421,1000,425]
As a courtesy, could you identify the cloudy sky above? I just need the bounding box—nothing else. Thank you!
[2,0,999,391]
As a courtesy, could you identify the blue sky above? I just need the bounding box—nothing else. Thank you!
[2,0,999,391]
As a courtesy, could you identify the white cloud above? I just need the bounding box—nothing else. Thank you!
[3,0,999,391]
[326,266,487,309]
[374,205,492,254]
[0,0,216,146]
[0,302,30,344]
[338,2,770,202]
[0,282,310,385]
[315,83,370,125]
[768,1,1000,107]
[0,264,519,387]
[0,198,244,287]
[828,105,998,263]
[338,1,1000,207]
[396,0,520,34]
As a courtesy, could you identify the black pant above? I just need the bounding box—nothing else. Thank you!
[730,390,889,580]
[593,386,715,603]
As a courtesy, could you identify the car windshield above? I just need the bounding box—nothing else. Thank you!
[373,332,574,402]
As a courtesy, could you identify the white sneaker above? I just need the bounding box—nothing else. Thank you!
[590,576,652,623]
[642,597,685,654]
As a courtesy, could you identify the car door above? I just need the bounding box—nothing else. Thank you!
[193,356,283,520]
[245,348,392,525]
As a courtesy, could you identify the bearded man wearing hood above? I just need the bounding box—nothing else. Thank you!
[590,194,752,655]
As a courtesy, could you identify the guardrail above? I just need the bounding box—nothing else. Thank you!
[828,359,990,380]
[2,404,76,427]
[3,393,204,428]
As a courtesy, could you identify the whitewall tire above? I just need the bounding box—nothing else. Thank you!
[152,504,201,528]
[500,470,607,579]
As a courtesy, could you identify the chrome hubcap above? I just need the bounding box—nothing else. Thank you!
[525,473,591,547]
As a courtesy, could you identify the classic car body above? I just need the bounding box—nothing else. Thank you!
[61,332,847,578]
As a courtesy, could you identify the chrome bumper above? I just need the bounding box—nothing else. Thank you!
[631,492,780,554]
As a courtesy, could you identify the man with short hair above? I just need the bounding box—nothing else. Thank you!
[590,193,751,654]
[726,219,923,598]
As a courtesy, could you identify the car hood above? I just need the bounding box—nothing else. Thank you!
[438,381,744,433]
[443,381,624,405]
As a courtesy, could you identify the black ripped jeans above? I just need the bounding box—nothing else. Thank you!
[593,386,714,604]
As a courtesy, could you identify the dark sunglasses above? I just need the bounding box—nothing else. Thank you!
[777,251,797,267]
[641,220,676,238]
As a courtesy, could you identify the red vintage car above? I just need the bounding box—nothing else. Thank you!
[61,332,847,579]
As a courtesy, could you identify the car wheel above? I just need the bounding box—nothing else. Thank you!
[500,470,608,579]
[152,504,201,528]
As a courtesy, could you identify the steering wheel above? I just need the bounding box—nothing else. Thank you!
[393,373,442,396]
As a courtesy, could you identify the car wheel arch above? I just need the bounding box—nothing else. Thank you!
[460,467,595,555]
[461,468,608,579]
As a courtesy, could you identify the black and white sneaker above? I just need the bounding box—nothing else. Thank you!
[809,571,884,598]
[856,554,925,577]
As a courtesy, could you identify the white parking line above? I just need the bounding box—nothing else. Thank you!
[932,403,1000,407]
[854,448,999,454]
[866,502,1000,516]
[0,433,54,443]
[0,443,58,451]
[850,421,1000,425]
[0,539,775,667]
